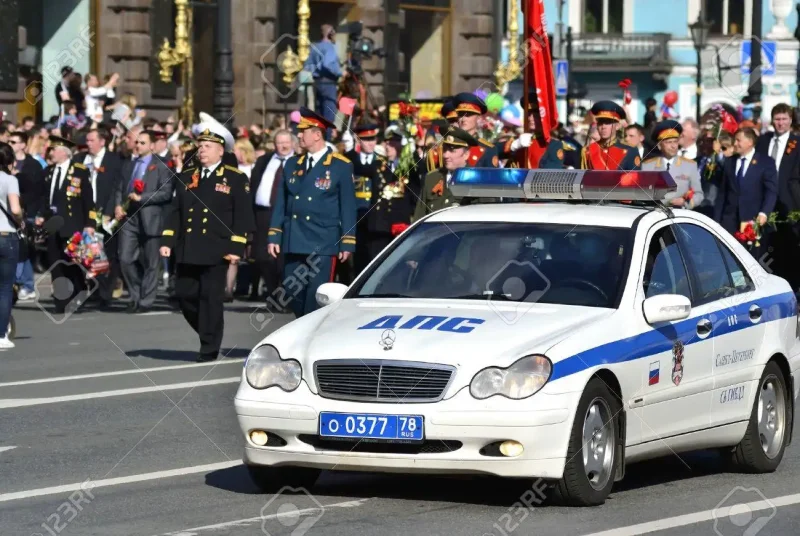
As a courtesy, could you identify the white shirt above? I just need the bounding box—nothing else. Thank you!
[255,153,290,208]
[678,145,697,160]
[769,131,790,172]
[49,160,72,205]
[664,157,675,171]
[84,148,106,204]
[305,147,329,171]
[360,152,374,166]
[201,160,222,179]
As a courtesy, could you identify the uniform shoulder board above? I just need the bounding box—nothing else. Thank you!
[331,153,351,164]
[224,164,244,174]
[73,162,87,170]
[562,141,576,150]
[478,138,493,147]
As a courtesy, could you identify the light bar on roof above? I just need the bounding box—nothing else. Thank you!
[450,168,677,203]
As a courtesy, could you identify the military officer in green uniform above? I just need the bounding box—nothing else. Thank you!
[412,128,479,221]
[267,107,357,317]
[642,120,704,209]
[160,129,254,362]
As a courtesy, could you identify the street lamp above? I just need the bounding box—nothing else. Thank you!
[689,16,712,119]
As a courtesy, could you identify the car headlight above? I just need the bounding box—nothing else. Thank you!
[245,345,302,391]
[469,355,552,400]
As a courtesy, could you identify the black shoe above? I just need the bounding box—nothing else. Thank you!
[97,301,114,312]
[126,302,139,313]
[137,305,153,314]
[196,353,218,362]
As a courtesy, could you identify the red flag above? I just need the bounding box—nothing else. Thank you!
[525,0,558,142]
[338,97,357,116]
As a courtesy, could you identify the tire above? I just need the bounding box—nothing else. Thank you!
[730,361,791,473]
[247,465,321,494]
[554,377,621,506]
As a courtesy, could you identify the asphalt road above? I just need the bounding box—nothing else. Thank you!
[3,287,800,536]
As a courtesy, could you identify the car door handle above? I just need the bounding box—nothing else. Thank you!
[749,305,762,321]
[697,319,712,336]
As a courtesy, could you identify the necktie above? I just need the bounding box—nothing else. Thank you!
[666,161,671,171]
[128,158,143,192]
[771,137,780,161]
[736,157,746,185]
[307,156,314,172]
[270,158,284,206]
[51,166,62,204]
[202,168,210,181]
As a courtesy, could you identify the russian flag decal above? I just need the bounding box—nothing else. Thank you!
[649,361,660,386]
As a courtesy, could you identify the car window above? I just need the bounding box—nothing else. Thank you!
[674,223,736,304]
[642,226,691,300]
[718,240,755,293]
[350,222,632,308]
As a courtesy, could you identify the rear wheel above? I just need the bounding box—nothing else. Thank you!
[247,465,321,494]
[554,377,621,506]
[730,361,790,473]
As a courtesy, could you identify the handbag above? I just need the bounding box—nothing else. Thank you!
[0,198,27,262]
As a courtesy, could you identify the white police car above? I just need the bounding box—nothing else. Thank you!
[235,168,799,506]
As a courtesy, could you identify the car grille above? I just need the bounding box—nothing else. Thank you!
[298,435,462,454]
[313,360,455,403]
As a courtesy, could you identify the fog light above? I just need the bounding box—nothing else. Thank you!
[250,430,268,446]
[499,440,523,457]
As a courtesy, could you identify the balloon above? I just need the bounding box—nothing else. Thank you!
[664,90,678,107]
[486,93,505,113]
[290,110,301,123]
[499,104,522,126]
[473,88,488,100]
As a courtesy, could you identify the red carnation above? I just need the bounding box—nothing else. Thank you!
[133,179,145,194]
[391,223,409,236]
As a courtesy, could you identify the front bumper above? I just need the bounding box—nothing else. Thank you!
[235,381,575,479]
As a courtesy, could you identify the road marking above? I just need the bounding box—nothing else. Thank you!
[0,377,241,409]
[0,460,242,503]
[581,492,800,536]
[0,446,16,454]
[0,359,245,387]
[158,498,371,535]
[138,311,173,316]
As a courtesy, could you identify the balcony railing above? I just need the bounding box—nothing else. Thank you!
[568,33,672,72]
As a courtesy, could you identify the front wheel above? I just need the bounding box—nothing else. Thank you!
[554,377,621,506]
[729,361,791,473]
[247,465,321,494]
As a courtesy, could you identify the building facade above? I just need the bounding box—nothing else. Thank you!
[528,0,800,123]
[0,0,502,126]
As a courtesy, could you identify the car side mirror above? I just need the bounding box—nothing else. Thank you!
[316,282,348,307]
[642,294,691,324]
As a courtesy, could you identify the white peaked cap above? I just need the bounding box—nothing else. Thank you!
[193,112,235,151]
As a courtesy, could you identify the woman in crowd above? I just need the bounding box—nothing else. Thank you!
[0,142,22,349]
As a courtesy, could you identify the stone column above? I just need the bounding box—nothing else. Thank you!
[450,0,495,94]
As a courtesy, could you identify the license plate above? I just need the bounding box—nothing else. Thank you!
[319,412,424,441]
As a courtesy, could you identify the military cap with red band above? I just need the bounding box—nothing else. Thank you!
[590,100,627,123]
[297,106,336,131]
[452,92,488,115]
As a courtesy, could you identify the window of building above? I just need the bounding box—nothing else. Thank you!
[706,0,746,36]
[584,0,624,34]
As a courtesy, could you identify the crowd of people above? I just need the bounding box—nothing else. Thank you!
[0,62,798,356]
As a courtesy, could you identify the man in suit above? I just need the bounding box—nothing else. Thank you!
[345,123,382,277]
[267,107,356,317]
[250,129,295,306]
[642,120,704,209]
[715,128,779,239]
[34,136,96,314]
[79,127,124,309]
[756,103,800,291]
[114,130,174,312]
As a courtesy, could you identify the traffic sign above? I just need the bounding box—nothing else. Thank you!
[741,40,776,76]
[554,60,568,97]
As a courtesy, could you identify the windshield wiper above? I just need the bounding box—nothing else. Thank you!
[443,292,514,301]
[358,293,415,298]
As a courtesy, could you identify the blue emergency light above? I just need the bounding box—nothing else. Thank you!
[450,168,677,203]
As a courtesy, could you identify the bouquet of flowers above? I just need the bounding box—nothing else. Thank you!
[104,178,145,235]
[734,221,761,250]
[64,230,110,278]
[394,101,421,180]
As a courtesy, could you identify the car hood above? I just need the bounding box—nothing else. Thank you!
[266,299,613,390]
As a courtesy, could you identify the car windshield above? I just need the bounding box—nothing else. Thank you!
[349,221,632,308]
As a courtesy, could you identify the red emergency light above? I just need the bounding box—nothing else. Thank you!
[450,168,677,203]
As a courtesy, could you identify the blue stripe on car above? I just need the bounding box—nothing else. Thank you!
[550,292,797,382]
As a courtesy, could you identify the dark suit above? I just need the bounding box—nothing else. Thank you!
[756,133,800,290]
[74,150,125,304]
[344,149,381,279]
[714,153,779,236]
[40,162,96,312]
[115,154,174,308]
[250,151,288,298]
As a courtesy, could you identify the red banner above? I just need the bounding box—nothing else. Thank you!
[525,0,558,142]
